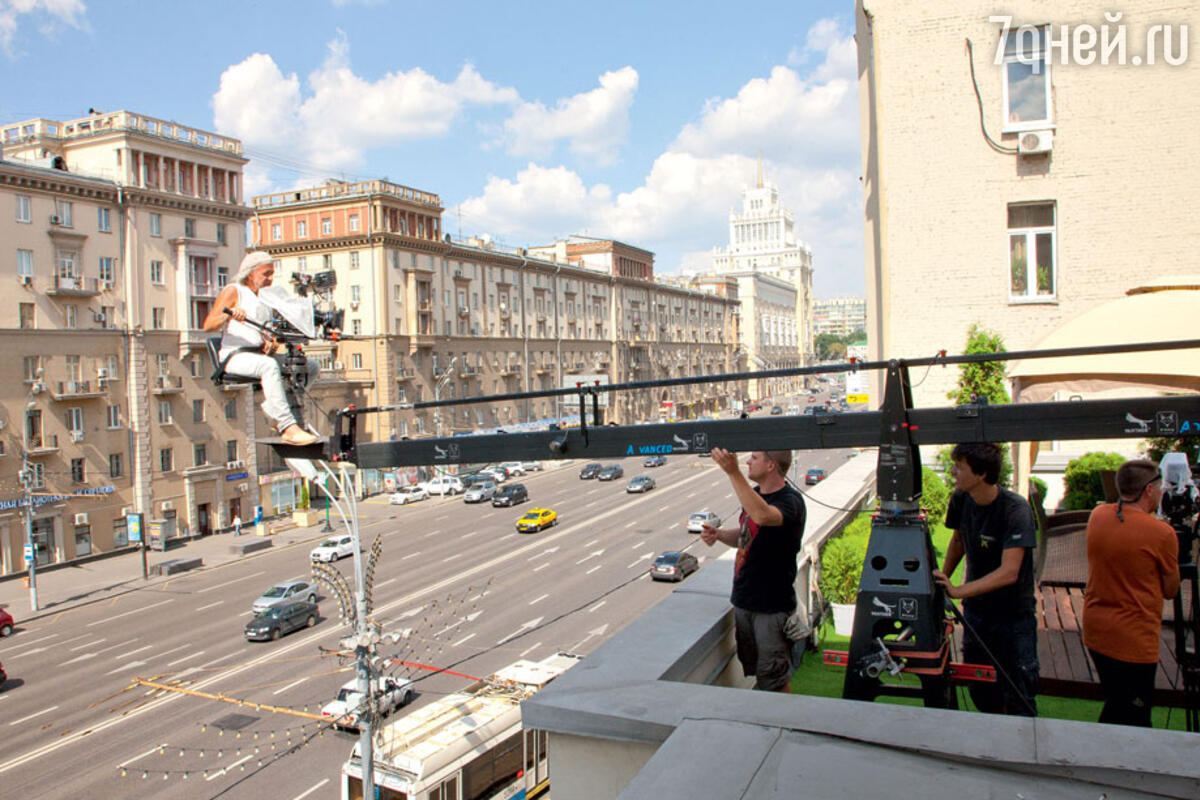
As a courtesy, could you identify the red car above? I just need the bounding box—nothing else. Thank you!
[0,607,13,638]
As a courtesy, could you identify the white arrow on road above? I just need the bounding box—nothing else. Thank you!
[60,652,98,666]
[527,546,560,561]
[396,605,425,620]
[628,551,655,568]
[105,660,146,676]
[436,610,482,637]
[498,616,543,645]
[575,549,605,565]
[570,623,609,651]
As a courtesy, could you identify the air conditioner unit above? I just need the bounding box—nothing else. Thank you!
[350,301,359,310]
[1018,129,1054,155]
[333,361,344,370]
[226,459,245,470]
[49,214,61,225]
[19,275,31,286]
[70,430,84,443]
[161,500,175,511]
[97,368,108,379]
[238,482,249,492]
[100,280,114,291]
[74,512,89,526]
[121,505,133,516]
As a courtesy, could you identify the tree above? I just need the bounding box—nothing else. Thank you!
[941,324,1013,487]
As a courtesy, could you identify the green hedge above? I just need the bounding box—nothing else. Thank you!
[818,535,866,605]
[1062,452,1125,510]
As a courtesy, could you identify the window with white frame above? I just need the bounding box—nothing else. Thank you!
[323,254,332,269]
[297,256,307,273]
[350,251,360,269]
[352,353,363,369]
[149,213,161,237]
[271,223,282,241]
[16,194,31,223]
[217,265,229,287]
[1001,25,1052,131]
[98,256,115,284]
[66,406,83,433]
[184,218,196,238]
[349,213,360,232]
[193,442,207,466]
[56,200,73,227]
[352,319,362,335]
[150,260,164,283]
[321,217,332,235]
[106,403,121,428]
[109,452,122,478]
[296,220,307,238]
[65,304,78,328]
[152,307,165,329]
[217,223,227,245]
[98,207,112,232]
[1008,202,1056,299]
[17,249,33,280]
[71,458,85,483]
[350,285,361,305]
[158,399,172,424]
[156,353,169,375]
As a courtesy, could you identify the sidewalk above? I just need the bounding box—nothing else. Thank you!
[0,517,341,627]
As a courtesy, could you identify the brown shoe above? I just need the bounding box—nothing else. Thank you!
[280,425,319,446]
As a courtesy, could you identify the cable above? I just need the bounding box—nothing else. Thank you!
[965,38,1019,155]
[943,598,1039,716]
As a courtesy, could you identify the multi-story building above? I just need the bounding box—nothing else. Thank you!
[0,110,272,574]
[252,182,741,434]
[812,296,867,338]
[712,168,814,365]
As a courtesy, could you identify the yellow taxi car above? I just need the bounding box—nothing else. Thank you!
[516,507,558,533]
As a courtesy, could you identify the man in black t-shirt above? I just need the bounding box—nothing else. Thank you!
[932,442,1039,716]
[700,448,805,691]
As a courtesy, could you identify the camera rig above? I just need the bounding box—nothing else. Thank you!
[268,337,1200,719]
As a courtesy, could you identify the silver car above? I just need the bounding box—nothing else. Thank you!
[463,480,498,503]
[687,511,722,533]
[252,580,317,614]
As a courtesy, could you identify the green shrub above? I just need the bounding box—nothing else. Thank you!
[299,480,311,510]
[819,535,867,605]
[1062,452,1125,510]
[921,466,950,524]
[1030,475,1048,503]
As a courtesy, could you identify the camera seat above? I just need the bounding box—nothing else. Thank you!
[207,337,261,389]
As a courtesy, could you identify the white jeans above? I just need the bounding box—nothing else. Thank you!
[223,351,320,431]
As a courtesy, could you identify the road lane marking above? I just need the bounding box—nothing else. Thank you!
[377,578,398,588]
[588,601,606,613]
[441,555,457,563]
[631,540,645,549]
[499,533,517,541]
[528,594,549,606]
[0,633,58,654]
[167,651,204,666]
[292,778,330,800]
[423,530,442,538]
[195,570,267,595]
[89,599,172,626]
[401,552,422,560]
[200,652,239,669]
[71,636,107,650]
[55,633,94,647]
[195,601,224,612]
[453,633,476,647]
[206,754,253,780]
[586,565,602,575]
[584,539,599,547]
[519,642,541,658]
[532,563,550,572]
[624,521,637,529]
[116,645,154,660]
[9,705,58,726]
[119,743,168,767]
[658,504,671,512]
[105,660,146,675]
[273,678,307,696]
[687,491,698,499]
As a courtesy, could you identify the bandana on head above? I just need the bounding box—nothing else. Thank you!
[235,251,273,283]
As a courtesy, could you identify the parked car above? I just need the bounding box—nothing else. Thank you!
[310,534,357,562]
[479,467,508,484]
[686,511,722,533]
[805,468,827,485]
[244,599,318,641]
[463,481,498,503]
[597,464,624,481]
[498,461,526,477]
[252,580,316,614]
[651,551,700,582]
[807,396,817,404]
[418,476,465,496]
[0,607,13,637]
[521,461,544,472]
[492,483,529,507]
[643,455,667,468]
[626,475,656,493]
[458,473,490,487]
[389,486,429,505]
[0,659,6,687]
[321,676,414,730]
[770,405,784,415]
[517,508,558,533]
[579,463,603,479]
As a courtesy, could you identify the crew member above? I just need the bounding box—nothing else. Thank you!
[700,449,805,691]
[1083,459,1179,726]
[933,442,1039,716]
[202,251,319,446]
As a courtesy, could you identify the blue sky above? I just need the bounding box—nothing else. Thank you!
[0,0,864,297]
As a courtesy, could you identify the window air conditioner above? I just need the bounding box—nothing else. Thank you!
[226,459,245,470]
[49,214,61,225]
[70,430,84,443]
[161,500,175,511]
[74,512,89,526]
[97,368,108,379]
[19,275,32,286]
[238,483,249,492]
[1018,129,1053,155]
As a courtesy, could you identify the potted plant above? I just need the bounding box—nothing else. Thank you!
[292,480,322,527]
[819,536,866,636]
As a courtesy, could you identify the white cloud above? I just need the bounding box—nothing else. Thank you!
[0,0,86,57]
[212,32,518,175]
[500,66,638,165]
[459,163,613,242]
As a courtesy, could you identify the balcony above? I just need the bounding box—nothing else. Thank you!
[418,298,432,312]
[47,274,101,297]
[457,305,470,318]
[499,365,519,376]
[396,368,416,381]
[53,379,107,400]
[151,374,184,394]
[536,363,555,375]
[536,311,547,322]
[459,365,479,377]
[565,362,583,374]
[498,305,511,320]
[409,334,435,349]
[189,281,217,298]
[26,434,59,456]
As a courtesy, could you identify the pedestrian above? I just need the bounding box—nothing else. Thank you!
[232,513,242,537]
[933,442,1039,716]
[699,448,805,691]
[1083,459,1179,726]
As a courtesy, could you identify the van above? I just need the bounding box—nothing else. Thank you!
[418,475,464,496]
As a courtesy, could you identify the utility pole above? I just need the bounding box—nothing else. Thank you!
[433,356,458,438]
[21,376,45,612]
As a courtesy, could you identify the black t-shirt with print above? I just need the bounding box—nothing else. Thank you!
[730,485,806,614]
[945,487,1038,617]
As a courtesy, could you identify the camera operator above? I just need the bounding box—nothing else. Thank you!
[1083,458,1180,727]
[202,251,320,446]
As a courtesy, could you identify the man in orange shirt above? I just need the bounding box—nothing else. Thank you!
[1083,458,1180,727]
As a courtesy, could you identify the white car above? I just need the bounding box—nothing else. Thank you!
[479,467,507,484]
[320,676,414,730]
[499,461,526,477]
[389,486,429,505]
[521,461,544,472]
[687,511,722,533]
[418,475,465,496]
[310,534,356,562]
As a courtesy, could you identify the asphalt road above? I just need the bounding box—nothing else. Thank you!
[0,424,850,800]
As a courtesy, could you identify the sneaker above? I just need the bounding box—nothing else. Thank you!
[280,425,319,446]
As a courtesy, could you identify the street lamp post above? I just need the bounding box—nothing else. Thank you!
[433,356,458,438]
[21,375,45,612]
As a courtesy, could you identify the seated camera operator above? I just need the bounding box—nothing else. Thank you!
[202,251,320,446]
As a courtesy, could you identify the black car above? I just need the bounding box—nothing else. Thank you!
[651,551,700,582]
[597,464,624,481]
[805,468,827,485]
[770,405,784,415]
[643,455,667,468]
[492,483,529,507]
[579,463,603,479]
[244,599,318,641]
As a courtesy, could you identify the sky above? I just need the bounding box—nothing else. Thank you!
[0,0,864,298]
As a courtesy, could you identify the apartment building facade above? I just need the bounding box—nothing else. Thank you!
[812,296,867,339]
[857,1,1200,410]
[0,111,274,574]
[252,181,742,434]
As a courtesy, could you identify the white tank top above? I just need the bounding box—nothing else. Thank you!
[220,284,269,357]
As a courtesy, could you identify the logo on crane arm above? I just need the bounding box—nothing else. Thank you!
[870,596,896,617]
[672,434,690,452]
[433,444,447,460]
[1124,413,1151,434]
